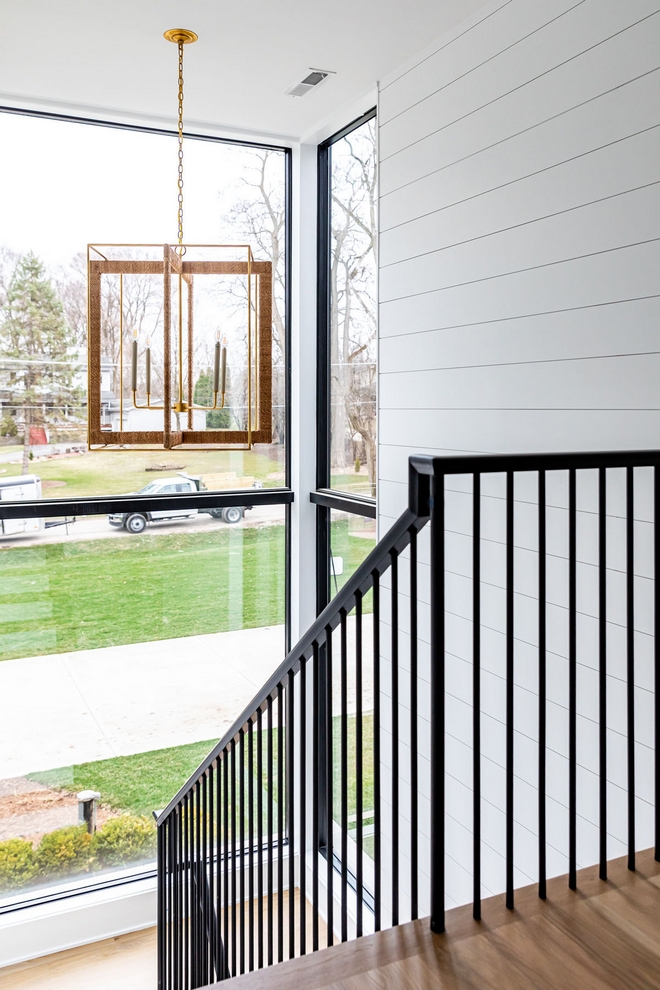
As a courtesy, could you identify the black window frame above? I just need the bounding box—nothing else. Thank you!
[0,104,293,913]
[314,106,377,614]
[313,109,377,860]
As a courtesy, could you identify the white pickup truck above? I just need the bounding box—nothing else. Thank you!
[0,475,45,536]
[107,473,251,534]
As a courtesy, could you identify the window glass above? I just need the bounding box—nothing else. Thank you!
[328,510,376,862]
[328,118,377,498]
[329,509,377,595]
[0,505,286,901]
[0,112,287,497]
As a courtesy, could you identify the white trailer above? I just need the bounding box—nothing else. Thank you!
[0,475,44,536]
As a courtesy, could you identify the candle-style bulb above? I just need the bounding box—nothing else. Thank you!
[220,336,227,395]
[145,336,151,396]
[130,329,138,392]
[213,331,221,393]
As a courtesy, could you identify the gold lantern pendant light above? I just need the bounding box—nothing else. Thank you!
[87,29,273,451]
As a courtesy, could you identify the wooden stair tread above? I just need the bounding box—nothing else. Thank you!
[220,849,660,989]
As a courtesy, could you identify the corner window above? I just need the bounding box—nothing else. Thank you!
[317,110,377,502]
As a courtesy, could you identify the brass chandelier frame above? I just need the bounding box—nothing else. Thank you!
[86,28,274,451]
[87,243,272,450]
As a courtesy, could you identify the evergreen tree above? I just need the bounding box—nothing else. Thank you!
[1,252,76,473]
[193,368,232,429]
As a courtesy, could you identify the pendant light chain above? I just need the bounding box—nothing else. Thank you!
[176,41,185,251]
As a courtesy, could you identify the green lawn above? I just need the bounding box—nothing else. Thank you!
[29,711,375,840]
[0,526,285,662]
[29,739,219,816]
[0,447,284,498]
[0,522,375,662]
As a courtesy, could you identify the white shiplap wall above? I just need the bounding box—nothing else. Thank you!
[377,0,660,914]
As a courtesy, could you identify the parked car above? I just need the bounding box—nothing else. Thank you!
[108,473,251,533]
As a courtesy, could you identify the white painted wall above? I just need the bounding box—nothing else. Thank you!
[377,0,660,913]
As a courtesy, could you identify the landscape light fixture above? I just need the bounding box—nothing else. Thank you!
[87,29,273,450]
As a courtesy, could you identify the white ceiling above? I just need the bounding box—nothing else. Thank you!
[0,0,491,144]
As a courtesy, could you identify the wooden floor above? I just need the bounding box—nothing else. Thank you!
[228,849,660,989]
[0,928,156,990]
[2,851,659,989]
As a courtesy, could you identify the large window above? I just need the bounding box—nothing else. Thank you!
[0,110,291,906]
[0,111,289,497]
[317,110,377,501]
[315,109,377,615]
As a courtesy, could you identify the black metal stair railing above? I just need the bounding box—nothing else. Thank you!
[157,450,660,989]
[156,456,432,988]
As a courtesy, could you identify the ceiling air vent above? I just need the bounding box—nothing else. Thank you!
[286,69,332,97]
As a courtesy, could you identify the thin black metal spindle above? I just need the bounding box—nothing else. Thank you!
[599,468,607,880]
[538,471,547,900]
[655,465,660,862]
[193,785,200,988]
[257,708,264,970]
[216,759,223,982]
[409,534,418,923]
[248,721,255,973]
[373,572,382,932]
[569,469,577,891]
[627,466,636,871]
[223,754,229,977]
[167,817,174,990]
[430,471,446,933]
[267,698,274,966]
[277,684,284,962]
[287,670,296,960]
[239,730,246,975]
[299,656,307,955]
[157,821,165,990]
[176,802,182,990]
[326,627,334,947]
[391,550,400,927]
[202,773,209,987]
[209,764,215,983]
[340,609,348,942]
[506,470,515,910]
[355,593,364,937]
[473,474,481,921]
[181,797,188,990]
[312,641,320,951]
[230,740,237,977]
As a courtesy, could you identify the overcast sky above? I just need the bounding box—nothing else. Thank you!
[0,110,283,270]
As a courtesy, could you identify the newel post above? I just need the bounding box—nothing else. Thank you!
[429,463,446,934]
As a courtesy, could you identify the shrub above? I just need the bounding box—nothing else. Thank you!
[92,815,156,868]
[0,839,38,890]
[35,825,93,878]
[355,457,361,473]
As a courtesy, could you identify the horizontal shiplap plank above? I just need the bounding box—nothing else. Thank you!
[380,128,660,268]
[380,184,660,303]
[379,240,660,337]
[379,16,660,195]
[381,71,660,227]
[379,408,660,455]
[379,354,660,411]
[380,1,659,161]
[378,297,660,372]
[379,0,579,125]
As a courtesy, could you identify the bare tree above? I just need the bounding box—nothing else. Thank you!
[220,151,287,443]
[329,121,377,494]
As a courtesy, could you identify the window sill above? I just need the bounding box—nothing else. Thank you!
[0,870,156,968]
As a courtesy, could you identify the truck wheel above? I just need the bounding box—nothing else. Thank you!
[221,506,243,525]
[125,513,147,534]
